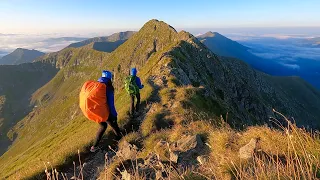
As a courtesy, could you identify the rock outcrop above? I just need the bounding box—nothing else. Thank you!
[239,137,260,160]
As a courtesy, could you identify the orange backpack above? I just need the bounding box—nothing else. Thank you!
[79,81,109,123]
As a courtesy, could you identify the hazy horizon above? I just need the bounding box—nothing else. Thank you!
[1,25,320,56]
[1,0,320,34]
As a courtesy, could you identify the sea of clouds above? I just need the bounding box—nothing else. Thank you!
[223,33,320,70]
[0,33,90,56]
[0,29,127,56]
[225,33,320,88]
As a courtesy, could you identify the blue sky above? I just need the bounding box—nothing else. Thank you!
[1,0,320,34]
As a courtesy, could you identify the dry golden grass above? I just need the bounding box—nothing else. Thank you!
[206,110,320,180]
[46,112,320,180]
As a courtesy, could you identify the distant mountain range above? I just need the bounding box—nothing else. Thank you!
[197,31,250,56]
[0,48,45,65]
[42,37,88,43]
[67,31,136,52]
[197,31,289,76]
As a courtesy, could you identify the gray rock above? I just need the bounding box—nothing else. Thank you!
[176,134,203,152]
[239,138,259,160]
[168,134,205,165]
[117,140,139,160]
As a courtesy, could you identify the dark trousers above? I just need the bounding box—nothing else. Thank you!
[130,93,140,115]
[93,115,121,147]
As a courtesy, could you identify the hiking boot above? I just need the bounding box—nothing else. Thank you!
[90,146,99,153]
[135,111,142,117]
[114,135,122,141]
[127,111,135,118]
[129,112,136,118]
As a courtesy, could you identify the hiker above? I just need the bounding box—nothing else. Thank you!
[79,70,121,153]
[125,68,144,117]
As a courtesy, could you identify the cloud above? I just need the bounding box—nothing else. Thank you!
[280,63,300,70]
[235,35,320,75]
[260,34,293,39]
[226,31,320,41]
[0,33,18,36]
[249,51,283,59]
[0,34,88,54]
[0,52,7,58]
[243,39,320,62]
[279,57,297,62]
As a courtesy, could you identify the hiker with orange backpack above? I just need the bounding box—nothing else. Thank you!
[79,70,121,152]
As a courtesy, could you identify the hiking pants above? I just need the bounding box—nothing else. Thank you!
[130,93,140,115]
[93,115,121,147]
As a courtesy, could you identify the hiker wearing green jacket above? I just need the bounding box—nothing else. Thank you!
[125,68,144,117]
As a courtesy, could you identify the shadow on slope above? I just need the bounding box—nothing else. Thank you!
[0,62,58,156]
[92,40,127,53]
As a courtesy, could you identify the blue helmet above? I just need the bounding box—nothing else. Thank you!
[102,70,112,79]
[130,68,137,76]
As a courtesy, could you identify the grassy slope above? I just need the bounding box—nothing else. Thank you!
[0,62,58,156]
[0,47,110,178]
[0,19,180,179]
[220,57,320,128]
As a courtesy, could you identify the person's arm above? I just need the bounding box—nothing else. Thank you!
[107,90,118,117]
[136,77,144,89]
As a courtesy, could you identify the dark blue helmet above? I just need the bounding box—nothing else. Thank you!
[102,70,112,79]
[130,68,137,76]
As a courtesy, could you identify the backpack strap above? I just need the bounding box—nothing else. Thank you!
[130,75,136,83]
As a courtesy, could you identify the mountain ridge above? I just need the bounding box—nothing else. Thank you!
[67,31,136,49]
[0,48,45,65]
[197,31,298,77]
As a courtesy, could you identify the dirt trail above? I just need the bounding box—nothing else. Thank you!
[65,108,150,180]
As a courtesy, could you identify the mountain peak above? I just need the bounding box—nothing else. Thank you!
[0,48,44,65]
[141,19,177,34]
[198,31,223,38]
[14,48,39,52]
[15,48,27,51]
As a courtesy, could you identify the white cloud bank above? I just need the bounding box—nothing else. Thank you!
[0,34,89,55]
